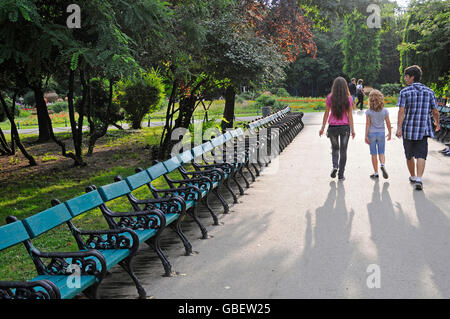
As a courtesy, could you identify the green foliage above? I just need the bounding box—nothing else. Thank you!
[48,101,68,113]
[284,27,344,97]
[22,91,35,106]
[115,69,165,129]
[238,92,257,100]
[341,9,381,84]
[276,88,290,97]
[255,94,277,108]
[380,83,402,96]
[429,75,450,97]
[399,0,450,89]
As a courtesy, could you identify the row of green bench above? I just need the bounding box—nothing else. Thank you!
[0,107,303,299]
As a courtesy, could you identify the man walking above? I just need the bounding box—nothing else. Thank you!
[348,78,357,105]
[396,65,440,190]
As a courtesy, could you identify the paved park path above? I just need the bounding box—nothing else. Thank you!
[100,108,450,299]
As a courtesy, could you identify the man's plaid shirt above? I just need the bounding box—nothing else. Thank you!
[397,82,438,140]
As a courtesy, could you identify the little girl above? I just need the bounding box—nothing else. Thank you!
[365,90,392,179]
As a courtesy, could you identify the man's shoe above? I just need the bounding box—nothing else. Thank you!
[380,166,388,179]
[415,180,423,190]
[370,173,379,179]
[338,176,345,181]
[331,168,338,178]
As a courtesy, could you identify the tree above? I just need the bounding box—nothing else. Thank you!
[398,0,449,90]
[341,9,381,84]
[284,25,345,97]
[115,69,165,129]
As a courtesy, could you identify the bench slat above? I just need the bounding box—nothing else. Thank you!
[125,171,152,191]
[98,180,131,202]
[22,204,72,238]
[65,191,104,217]
[146,162,167,180]
[0,221,30,251]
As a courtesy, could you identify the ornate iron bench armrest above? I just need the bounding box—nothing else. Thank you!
[183,167,224,183]
[74,227,140,255]
[31,249,108,280]
[150,184,201,202]
[105,208,167,231]
[164,175,212,191]
[208,162,234,174]
[0,280,61,299]
[129,194,188,217]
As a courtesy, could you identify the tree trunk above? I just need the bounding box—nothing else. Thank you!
[0,93,37,166]
[33,86,52,142]
[159,80,178,159]
[66,68,86,166]
[0,127,12,155]
[221,85,236,132]
[87,80,113,156]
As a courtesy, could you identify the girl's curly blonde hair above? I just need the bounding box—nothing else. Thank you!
[369,89,384,112]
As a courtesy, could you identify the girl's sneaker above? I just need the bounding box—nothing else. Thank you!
[415,180,423,190]
[380,166,388,179]
[370,173,379,179]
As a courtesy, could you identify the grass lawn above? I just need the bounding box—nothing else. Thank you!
[0,126,193,281]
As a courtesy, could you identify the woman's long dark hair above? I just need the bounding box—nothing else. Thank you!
[330,77,350,120]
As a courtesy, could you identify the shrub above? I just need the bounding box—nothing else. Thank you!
[276,88,290,97]
[239,92,257,100]
[115,69,165,129]
[23,91,35,106]
[255,94,277,108]
[380,83,402,96]
[48,101,68,113]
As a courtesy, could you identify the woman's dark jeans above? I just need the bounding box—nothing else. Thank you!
[327,125,350,178]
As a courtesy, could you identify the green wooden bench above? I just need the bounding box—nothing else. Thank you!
[95,177,194,276]
[3,207,108,299]
[0,220,62,299]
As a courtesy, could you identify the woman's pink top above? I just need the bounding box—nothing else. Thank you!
[326,94,352,125]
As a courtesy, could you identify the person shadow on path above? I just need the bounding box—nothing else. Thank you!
[300,181,355,297]
[367,181,423,297]
[413,191,450,298]
[367,181,450,298]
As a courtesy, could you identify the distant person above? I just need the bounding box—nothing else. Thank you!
[356,79,365,110]
[319,77,356,180]
[365,89,392,179]
[348,78,357,105]
[396,65,440,190]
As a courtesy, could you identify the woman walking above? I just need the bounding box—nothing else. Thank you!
[319,77,356,180]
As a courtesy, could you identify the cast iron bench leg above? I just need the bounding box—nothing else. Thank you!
[119,257,147,298]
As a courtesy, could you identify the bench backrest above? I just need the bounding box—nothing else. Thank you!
[177,150,194,164]
[223,132,233,142]
[163,157,182,173]
[202,142,214,153]
[22,203,73,238]
[98,180,131,202]
[146,162,168,180]
[65,190,104,218]
[210,135,225,147]
[0,220,31,251]
[125,170,152,191]
[192,145,204,158]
